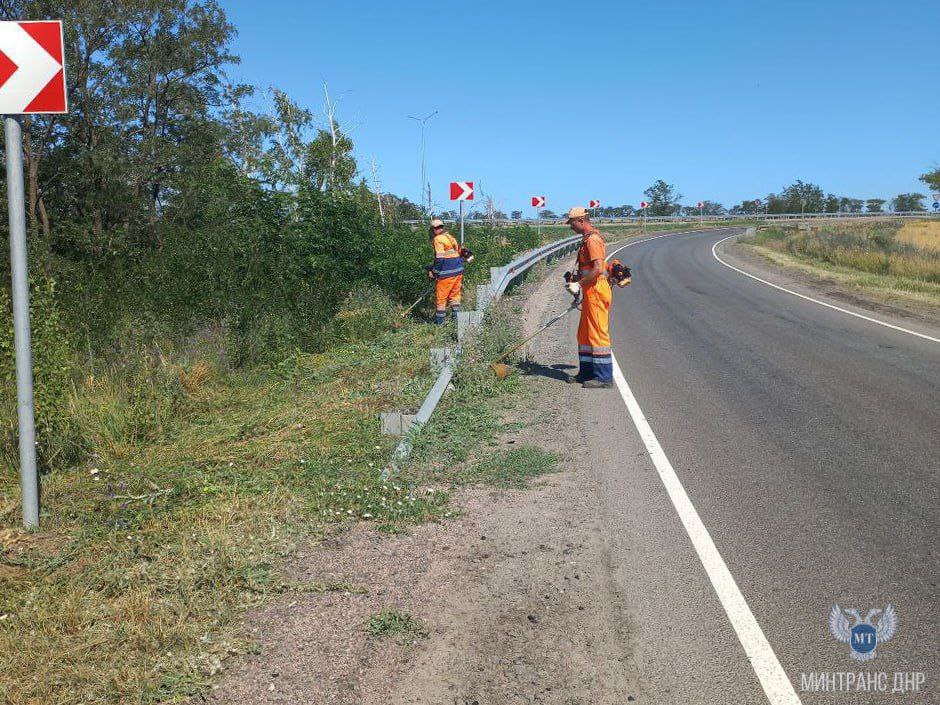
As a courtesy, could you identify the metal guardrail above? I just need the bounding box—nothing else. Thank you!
[404,212,938,227]
[383,234,582,477]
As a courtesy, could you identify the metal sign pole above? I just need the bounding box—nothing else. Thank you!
[536,206,541,241]
[459,199,464,246]
[4,115,39,529]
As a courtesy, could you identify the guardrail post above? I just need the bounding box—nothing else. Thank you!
[429,347,454,372]
[456,310,483,342]
[476,283,493,312]
[380,412,417,436]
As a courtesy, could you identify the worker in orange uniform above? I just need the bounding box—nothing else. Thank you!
[428,218,464,325]
[564,207,612,388]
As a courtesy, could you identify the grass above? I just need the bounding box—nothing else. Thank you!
[402,289,559,491]
[0,268,562,703]
[365,608,427,642]
[0,312,454,704]
[741,220,940,306]
[896,220,940,252]
[463,447,559,488]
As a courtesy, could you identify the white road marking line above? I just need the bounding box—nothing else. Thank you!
[711,234,940,344]
[606,226,738,260]
[601,228,802,703]
[610,354,803,705]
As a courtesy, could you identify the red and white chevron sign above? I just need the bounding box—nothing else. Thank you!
[588,199,600,208]
[531,195,545,208]
[697,201,704,208]
[640,201,649,209]
[450,181,474,201]
[0,21,67,114]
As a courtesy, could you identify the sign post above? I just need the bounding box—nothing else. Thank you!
[589,199,600,219]
[697,201,704,225]
[531,195,545,240]
[0,20,68,528]
[932,194,940,212]
[640,201,649,232]
[450,181,474,245]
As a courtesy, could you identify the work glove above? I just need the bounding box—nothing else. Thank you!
[426,265,436,281]
[566,281,581,298]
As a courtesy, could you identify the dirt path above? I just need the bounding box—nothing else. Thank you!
[201,264,641,704]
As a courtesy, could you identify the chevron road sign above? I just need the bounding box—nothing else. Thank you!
[450,181,474,200]
[0,21,66,113]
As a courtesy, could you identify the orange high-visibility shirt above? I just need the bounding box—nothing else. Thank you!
[577,229,606,283]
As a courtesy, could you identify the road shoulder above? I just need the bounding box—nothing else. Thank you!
[200,270,643,705]
[725,239,940,336]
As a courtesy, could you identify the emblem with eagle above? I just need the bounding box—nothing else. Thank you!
[829,604,897,660]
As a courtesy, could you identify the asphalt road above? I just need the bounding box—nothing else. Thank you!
[555,228,939,704]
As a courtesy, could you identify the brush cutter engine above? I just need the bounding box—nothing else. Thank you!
[459,247,474,263]
[608,259,632,287]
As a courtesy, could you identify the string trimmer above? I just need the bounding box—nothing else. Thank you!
[490,301,580,379]
[401,282,435,318]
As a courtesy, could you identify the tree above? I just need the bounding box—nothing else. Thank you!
[511,210,523,220]
[840,198,864,213]
[596,204,635,217]
[919,167,940,195]
[729,199,763,215]
[767,181,825,213]
[539,209,558,219]
[643,179,681,216]
[865,198,886,213]
[697,200,725,215]
[892,193,926,212]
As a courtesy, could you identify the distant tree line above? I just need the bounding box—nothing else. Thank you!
[572,171,940,219]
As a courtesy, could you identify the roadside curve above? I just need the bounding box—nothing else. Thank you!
[497,225,938,702]
[711,233,940,344]
[589,227,938,703]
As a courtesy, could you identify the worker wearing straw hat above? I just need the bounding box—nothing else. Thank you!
[564,207,612,388]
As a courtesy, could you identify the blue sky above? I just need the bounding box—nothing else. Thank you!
[223,0,939,213]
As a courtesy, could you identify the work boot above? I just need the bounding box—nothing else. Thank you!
[567,373,586,384]
[582,379,613,389]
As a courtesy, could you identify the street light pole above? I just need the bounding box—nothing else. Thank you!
[407,110,438,216]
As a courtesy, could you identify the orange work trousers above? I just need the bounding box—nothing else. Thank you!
[434,274,462,324]
[577,277,612,382]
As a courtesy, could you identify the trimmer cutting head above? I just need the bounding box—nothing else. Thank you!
[490,362,512,380]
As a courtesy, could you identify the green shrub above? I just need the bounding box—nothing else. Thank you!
[0,275,79,471]
[327,284,397,345]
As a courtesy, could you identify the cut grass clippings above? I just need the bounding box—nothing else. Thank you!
[0,319,451,705]
[0,252,565,705]
[403,294,559,490]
